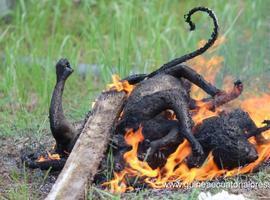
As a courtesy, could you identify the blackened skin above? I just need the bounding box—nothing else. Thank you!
[115,66,223,168]
[45,6,221,171]
[139,114,184,169]
[135,109,268,170]
[112,6,221,171]
[188,109,266,169]
[49,59,78,153]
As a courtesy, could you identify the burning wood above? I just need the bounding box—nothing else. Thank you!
[46,90,126,200]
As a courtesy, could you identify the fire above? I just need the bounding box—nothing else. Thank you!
[191,103,221,125]
[107,74,134,95]
[189,38,225,100]
[103,128,159,192]
[123,127,159,177]
[36,151,61,163]
[105,36,270,193]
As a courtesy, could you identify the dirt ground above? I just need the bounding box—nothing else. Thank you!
[0,131,59,199]
[1,130,270,199]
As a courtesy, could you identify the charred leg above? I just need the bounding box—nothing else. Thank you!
[190,80,243,112]
[246,120,270,144]
[229,110,270,145]
[187,150,210,168]
[256,120,270,144]
[49,58,77,153]
[165,91,204,166]
[146,126,181,159]
[165,64,221,96]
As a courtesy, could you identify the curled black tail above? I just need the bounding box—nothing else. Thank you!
[148,7,219,78]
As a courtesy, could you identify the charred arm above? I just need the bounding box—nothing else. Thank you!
[49,59,77,153]
[166,64,221,96]
[190,80,243,111]
[245,120,270,144]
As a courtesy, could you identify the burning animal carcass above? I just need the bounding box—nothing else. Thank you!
[21,6,270,199]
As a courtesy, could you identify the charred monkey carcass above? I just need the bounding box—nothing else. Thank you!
[114,7,225,169]
[22,7,270,175]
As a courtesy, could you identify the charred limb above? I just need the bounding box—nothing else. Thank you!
[46,91,126,200]
[49,59,78,153]
[189,80,243,112]
[245,120,270,139]
[113,108,268,171]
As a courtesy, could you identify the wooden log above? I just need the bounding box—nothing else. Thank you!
[46,91,126,200]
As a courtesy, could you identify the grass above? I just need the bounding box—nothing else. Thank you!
[0,0,270,199]
[0,0,269,136]
[87,186,201,200]
[5,167,31,200]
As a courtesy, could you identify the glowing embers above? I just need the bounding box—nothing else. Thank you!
[36,151,61,163]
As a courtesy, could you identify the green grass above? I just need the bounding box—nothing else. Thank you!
[0,0,269,136]
[5,167,31,200]
[87,186,201,200]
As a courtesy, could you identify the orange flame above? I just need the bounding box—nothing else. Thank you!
[36,151,61,163]
[108,74,134,95]
[105,36,270,193]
